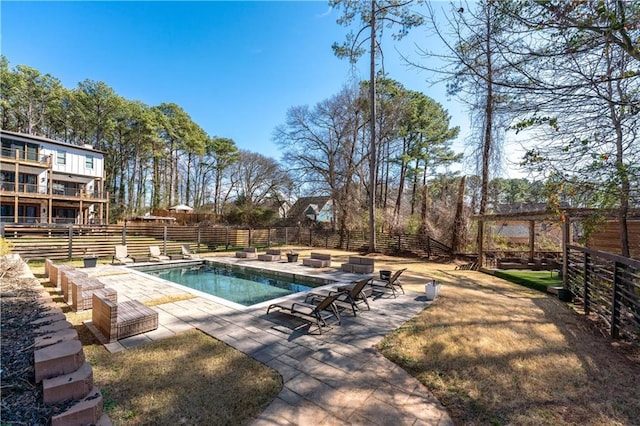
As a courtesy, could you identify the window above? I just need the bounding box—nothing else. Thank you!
[1,138,38,160]
[57,150,66,165]
[85,155,94,169]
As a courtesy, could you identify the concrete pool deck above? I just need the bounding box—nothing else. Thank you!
[84,257,453,425]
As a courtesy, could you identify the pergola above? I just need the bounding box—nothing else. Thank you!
[473,207,640,278]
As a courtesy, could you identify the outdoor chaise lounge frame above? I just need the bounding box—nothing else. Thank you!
[182,244,201,259]
[266,292,343,334]
[369,268,407,298]
[112,245,134,264]
[149,245,170,261]
[306,277,372,317]
[92,292,159,343]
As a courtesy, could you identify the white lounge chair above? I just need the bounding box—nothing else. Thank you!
[113,245,134,264]
[182,244,201,259]
[149,245,170,261]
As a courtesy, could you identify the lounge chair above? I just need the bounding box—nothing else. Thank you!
[112,245,134,264]
[266,292,343,334]
[369,268,407,298]
[307,277,372,316]
[149,245,170,261]
[181,244,201,259]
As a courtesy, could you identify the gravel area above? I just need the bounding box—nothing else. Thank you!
[0,258,74,425]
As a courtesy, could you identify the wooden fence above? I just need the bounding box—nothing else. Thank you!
[0,223,453,261]
[565,245,640,345]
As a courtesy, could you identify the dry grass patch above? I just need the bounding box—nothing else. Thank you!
[378,269,640,425]
[84,330,281,425]
[143,293,196,306]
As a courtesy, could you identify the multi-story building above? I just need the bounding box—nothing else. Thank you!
[0,130,109,224]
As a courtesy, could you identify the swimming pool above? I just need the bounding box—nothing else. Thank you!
[136,262,327,306]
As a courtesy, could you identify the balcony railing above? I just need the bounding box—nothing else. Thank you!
[0,182,107,200]
[0,216,77,224]
[1,147,50,164]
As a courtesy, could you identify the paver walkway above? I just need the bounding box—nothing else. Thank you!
[87,259,453,425]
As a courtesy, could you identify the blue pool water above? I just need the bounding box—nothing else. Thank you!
[139,263,319,306]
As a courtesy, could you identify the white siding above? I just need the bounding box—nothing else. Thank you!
[40,143,104,179]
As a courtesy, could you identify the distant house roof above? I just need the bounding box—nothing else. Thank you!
[286,196,332,225]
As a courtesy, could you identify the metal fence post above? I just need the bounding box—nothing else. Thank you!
[583,252,590,314]
[68,224,73,260]
[122,225,127,246]
[268,228,271,247]
[249,228,252,247]
[0,223,4,238]
[163,226,168,254]
[611,261,621,339]
[197,227,201,250]
[285,227,288,245]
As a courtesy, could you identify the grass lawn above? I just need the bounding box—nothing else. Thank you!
[493,269,562,292]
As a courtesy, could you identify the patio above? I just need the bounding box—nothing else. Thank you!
[83,257,453,425]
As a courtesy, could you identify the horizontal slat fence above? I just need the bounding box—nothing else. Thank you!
[566,245,640,345]
[1,223,454,261]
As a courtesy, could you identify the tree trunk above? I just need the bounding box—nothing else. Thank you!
[368,0,377,253]
[451,176,466,253]
[477,6,494,268]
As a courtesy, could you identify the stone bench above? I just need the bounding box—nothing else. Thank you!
[92,293,158,343]
[258,248,282,261]
[302,252,332,268]
[341,256,375,274]
[235,247,258,259]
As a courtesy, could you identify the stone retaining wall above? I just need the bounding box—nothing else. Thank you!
[26,257,111,425]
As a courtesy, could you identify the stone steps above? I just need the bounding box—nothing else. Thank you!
[22,258,111,425]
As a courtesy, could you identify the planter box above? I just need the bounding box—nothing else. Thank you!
[83,257,98,268]
[286,253,299,262]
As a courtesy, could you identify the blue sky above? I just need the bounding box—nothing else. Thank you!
[1,1,482,170]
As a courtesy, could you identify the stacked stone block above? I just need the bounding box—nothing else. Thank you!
[35,259,111,425]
